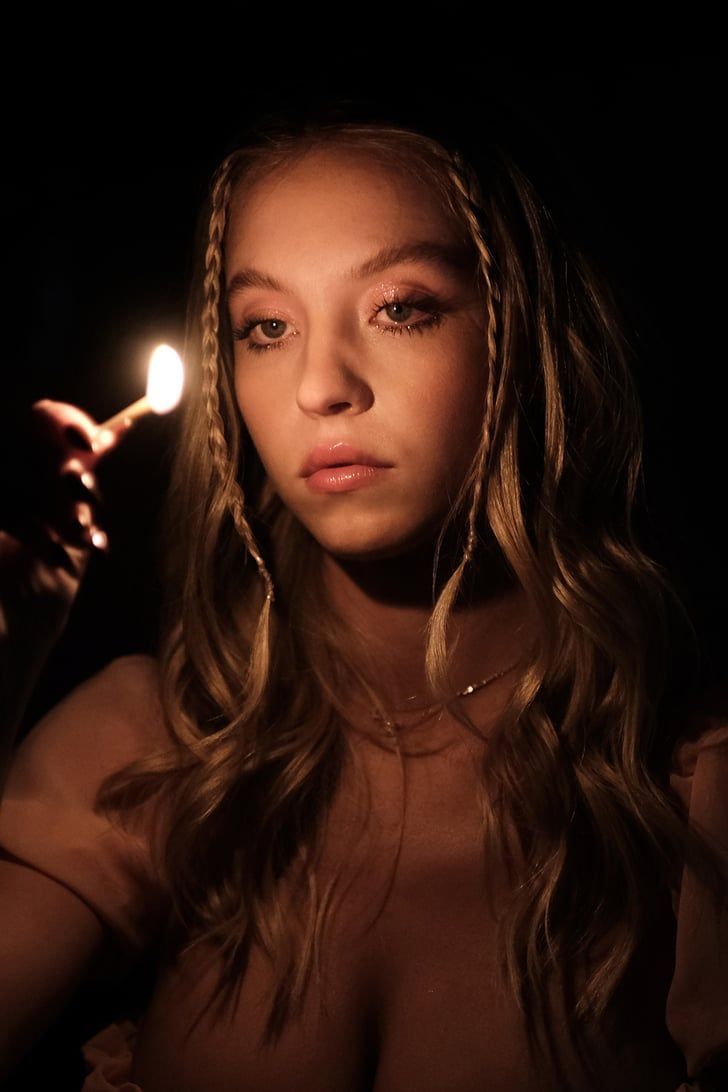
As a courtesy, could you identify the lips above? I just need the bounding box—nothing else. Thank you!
[299,442,392,478]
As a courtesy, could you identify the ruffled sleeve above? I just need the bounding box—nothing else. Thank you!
[0,654,174,958]
[81,1019,142,1091]
[666,710,728,1084]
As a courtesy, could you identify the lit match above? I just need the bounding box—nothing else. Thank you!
[94,344,184,444]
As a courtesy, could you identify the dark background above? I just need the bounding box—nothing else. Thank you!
[1,54,724,1088]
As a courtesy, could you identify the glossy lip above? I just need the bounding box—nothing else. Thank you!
[299,442,393,478]
[304,464,391,495]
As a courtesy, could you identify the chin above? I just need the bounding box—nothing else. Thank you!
[314,534,401,562]
[324,541,410,563]
[307,517,444,564]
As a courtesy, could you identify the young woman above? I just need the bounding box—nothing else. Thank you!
[0,107,726,1091]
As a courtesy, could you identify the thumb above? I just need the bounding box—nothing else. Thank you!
[91,418,134,455]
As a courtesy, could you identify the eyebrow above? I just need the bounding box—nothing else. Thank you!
[225,239,475,302]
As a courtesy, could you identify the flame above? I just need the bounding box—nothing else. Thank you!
[145,344,184,413]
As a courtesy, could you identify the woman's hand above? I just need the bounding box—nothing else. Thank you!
[0,400,131,740]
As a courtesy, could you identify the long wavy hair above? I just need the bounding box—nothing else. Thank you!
[96,108,728,1087]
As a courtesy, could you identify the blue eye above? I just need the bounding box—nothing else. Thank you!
[231,294,444,353]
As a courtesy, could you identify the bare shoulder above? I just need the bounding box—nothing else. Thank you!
[62,652,163,717]
[16,654,173,775]
[95,653,162,705]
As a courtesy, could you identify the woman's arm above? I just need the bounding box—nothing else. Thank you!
[0,653,171,1080]
[0,853,106,1076]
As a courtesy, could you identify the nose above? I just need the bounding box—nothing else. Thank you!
[295,326,374,418]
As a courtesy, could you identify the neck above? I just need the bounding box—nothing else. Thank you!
[319,524,538,714]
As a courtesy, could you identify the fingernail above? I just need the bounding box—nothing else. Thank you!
[64,425,93,451]
[75,504,92,528]
[80,471,96,490]
[90,528,109,551]
[91,429,115,453]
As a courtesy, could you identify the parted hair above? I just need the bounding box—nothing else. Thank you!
[96,108,728,1088]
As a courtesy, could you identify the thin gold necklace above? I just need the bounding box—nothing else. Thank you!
[371,656,522,734]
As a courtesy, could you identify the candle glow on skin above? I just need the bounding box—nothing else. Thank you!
[93,344,185,449]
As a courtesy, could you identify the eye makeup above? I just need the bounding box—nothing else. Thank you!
[231,293,446,354]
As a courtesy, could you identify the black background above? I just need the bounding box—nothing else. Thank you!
[1,53,724,1088]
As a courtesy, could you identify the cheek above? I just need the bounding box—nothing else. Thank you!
[233,357,259,414]
[415,356,487,472]
[233,377,278,488]
[234,370,271,452]
[233,365,249,424]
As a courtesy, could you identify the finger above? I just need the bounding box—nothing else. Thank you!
[88,525,110,553]
[72,500,93,538]
[4,455,104,550]
[54,488,103,549]
[65,418,132,457]
[46,506,110,568]
[58,467,102,505]
[0,505,86,569]
[67,506,109,555]
[43,518,106,578]
[30,400,99,452]
[89,419,133,455]
[40,508,89,567]
[10,514,92,585]
[56,434,121,486]
[30,400,132,459]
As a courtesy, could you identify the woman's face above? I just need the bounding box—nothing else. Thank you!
[224,147,490,562]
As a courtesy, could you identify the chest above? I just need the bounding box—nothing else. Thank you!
[130,732,685,1091]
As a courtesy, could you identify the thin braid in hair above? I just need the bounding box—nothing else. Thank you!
[202,153,276,607]
[422,144,504,698]
[445,148,501,569]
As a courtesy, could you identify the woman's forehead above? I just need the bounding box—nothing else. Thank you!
[225,148,465,263]
[231,146,452,223]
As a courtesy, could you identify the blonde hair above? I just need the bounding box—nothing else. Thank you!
[97,114,728,1087]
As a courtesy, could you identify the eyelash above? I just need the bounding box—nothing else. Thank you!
[231,294,444,353]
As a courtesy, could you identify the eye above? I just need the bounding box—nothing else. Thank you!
[371,295,444,337]
[230,293,445,354]
[232,315,293,352]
